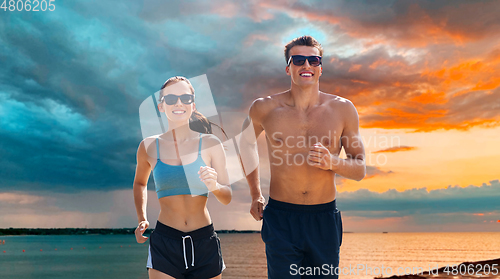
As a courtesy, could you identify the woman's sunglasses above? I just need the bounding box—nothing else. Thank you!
[161,94,194,105]
[287,55,322,67]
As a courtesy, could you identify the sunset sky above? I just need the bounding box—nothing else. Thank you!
[1,0,499,232]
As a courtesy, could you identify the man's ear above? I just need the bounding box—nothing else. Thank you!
[286,65,290,76]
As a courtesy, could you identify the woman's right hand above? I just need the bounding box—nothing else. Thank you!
[135,220,150,243]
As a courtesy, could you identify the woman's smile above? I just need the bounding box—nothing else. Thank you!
[172,110,186,115]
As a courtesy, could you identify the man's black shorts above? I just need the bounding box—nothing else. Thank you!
[261,197,343,278]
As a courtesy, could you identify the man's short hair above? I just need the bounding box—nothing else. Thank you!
[284,35,324,64]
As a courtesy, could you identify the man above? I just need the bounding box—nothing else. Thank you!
[240,35,366,278]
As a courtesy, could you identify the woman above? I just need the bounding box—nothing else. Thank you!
[133,76,232,279]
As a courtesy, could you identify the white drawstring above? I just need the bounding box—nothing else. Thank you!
[182,235,195,269]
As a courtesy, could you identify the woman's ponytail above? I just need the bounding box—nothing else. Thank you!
[190,110,228,140]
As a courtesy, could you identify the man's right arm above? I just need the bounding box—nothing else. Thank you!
[239,98,266,221]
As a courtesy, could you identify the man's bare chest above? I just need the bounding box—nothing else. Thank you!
[262,107,344,151]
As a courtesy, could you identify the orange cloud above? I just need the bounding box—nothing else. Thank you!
[368,58,408,70]
[472,77,500,91]
[373,146,417,153]
[362,117,500,133]
[348,64,362,72]
[421,58,500,97]
[350,79,368,85]
[331,48,500,132]
[411,91,447,105]
[386,107,447,120]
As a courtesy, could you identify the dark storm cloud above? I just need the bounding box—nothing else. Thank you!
[1,0,500,196]
[0,1,296,192]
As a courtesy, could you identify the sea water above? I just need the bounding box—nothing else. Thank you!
[1,232,499,279]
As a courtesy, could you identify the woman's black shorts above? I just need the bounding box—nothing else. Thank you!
[146,221,225,279]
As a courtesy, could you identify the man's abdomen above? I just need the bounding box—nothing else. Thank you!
[268,165,336,205]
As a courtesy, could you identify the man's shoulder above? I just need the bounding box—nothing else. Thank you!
[321,93,360,125]
[320,92,357,113]
[251,91,287,106]
[249,91,287,115]
[320,92,353,106]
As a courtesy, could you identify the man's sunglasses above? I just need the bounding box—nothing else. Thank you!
[287,55,322,67]
[161,94,194,105]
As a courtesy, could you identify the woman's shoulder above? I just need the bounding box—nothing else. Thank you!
[139,135,159,146]
[200,133,223,146]
[135,136,159,163]
[136,135,161,155]
[200,133,227,158]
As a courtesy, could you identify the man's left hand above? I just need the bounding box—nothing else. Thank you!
[308,142,335,170]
